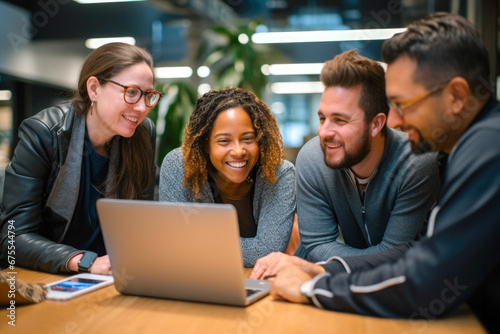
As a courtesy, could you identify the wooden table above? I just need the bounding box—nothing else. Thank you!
[0,268,486,334]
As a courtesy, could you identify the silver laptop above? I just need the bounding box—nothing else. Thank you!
[96,199,271,306]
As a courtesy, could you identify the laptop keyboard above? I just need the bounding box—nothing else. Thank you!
[246,289,259,297]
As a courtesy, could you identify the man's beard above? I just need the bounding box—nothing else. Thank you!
[321,127,371,170]
[409,128,434,154]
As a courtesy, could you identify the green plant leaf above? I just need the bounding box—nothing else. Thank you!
[153,81,197,165]
[197,20,283,98]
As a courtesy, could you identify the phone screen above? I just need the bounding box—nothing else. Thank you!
[49,278,107,293]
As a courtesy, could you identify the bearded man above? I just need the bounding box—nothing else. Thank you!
[294,49,439,262]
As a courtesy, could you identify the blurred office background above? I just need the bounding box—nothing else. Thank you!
[0,0,498,201]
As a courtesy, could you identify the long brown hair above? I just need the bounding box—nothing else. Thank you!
[181,87,284,199]
[71,42,155,199]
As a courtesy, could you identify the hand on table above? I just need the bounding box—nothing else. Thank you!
[250,252,325,280]
[90,255,112,275]
[68,254,112,275]
[269,264,313,303]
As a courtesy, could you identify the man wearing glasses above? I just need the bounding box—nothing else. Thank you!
[267,12,500,333]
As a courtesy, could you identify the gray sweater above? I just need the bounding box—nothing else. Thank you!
[159,148,296,267]
[297,128,440,262]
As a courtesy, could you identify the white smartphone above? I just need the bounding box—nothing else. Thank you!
[45,273,114,300]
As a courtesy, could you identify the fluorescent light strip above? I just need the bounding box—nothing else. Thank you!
[263,61,387,76]
[85,37,135,49]
[252,28,406,44]
[74,0,146,4]
[271,81,324,94]
[156,67,193,79]
[262,63,324,76]
[0,90,12,101]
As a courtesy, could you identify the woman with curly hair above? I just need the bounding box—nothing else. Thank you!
[159,87,295,267]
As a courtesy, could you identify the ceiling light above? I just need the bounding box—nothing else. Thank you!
[271,101,286,114]
[0,90,12,101]
[238,34,250,45]
[74,0,147,4]
[263,62,387,76]
[156,67,193,79]
[262,63,324,76]
[252,28,406,44]
[271,82,324,94]
[197,66,210,78]
[198,84,212,96]
[85,37,135,49]
[261,65,270,76]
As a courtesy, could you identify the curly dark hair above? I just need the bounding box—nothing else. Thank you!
[181,87,285,198]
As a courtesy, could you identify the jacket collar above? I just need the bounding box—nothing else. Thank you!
[45,105,86,224]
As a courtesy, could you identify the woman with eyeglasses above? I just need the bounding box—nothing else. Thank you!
[159,87,296,267]
[0,43,162,275]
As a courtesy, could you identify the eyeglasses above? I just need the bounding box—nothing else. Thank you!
[102,78,163,108]
[389,84,446,118]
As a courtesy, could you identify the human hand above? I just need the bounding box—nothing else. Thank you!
[90,255,112,276]
[68,254,112,275]
[269,264,311,303]
[250,252,293,279]
[250,252,325,280]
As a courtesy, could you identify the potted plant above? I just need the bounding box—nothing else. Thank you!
[197,20,280,98]
[148,80,198,166]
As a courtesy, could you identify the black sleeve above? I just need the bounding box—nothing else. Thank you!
[308,127,500,328]
[1,117,80,273]
[322,241,414,275]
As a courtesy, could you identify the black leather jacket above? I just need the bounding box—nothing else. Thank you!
[0,103,156,274]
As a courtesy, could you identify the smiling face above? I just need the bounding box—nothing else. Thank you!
[208,107,260,189]
[386,104,426,151]
[318,85,372,170]
[86,62,154,147]
[385,56,452,154]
